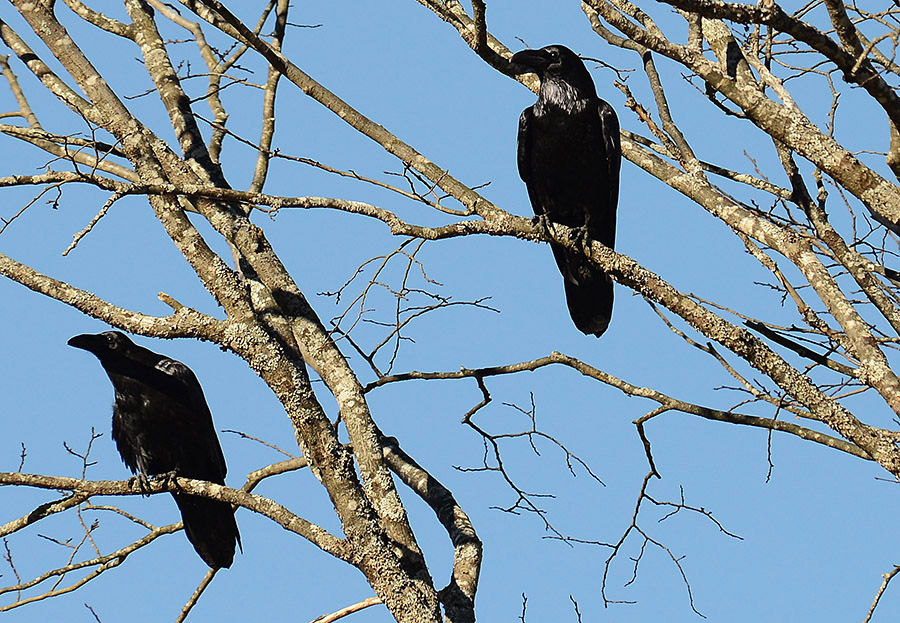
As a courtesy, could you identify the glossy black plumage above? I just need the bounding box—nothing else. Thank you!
[512,45,621,337]
[68,331,240,569]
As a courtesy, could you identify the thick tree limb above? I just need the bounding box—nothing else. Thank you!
[382,437,481,623]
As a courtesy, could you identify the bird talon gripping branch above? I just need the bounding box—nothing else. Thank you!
[154,469,182,492]
[128,473,153,497]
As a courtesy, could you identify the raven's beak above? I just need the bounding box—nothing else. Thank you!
[510,49,550,75]
[68,333,101,353]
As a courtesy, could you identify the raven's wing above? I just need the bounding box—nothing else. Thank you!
[154,358,207,412]
[154,358,239,569]
[516,106,546,216]
[154,357,228,481]
[596,97,621,238]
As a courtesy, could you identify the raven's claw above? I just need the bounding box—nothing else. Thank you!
[128,473,153,497]
[155,469,181,491]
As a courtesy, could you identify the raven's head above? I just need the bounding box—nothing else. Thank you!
[510,45,597,102]
[68,331,135,358]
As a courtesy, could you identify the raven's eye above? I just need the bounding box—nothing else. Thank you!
[549,49,560,61]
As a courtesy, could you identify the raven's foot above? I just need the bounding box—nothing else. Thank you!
[569,223,592,254]
[154,470,181,492]
[128,473,153,497]
[531,214,554,239]
[571,209,595,253]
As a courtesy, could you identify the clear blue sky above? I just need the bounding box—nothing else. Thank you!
[2,1,898,621]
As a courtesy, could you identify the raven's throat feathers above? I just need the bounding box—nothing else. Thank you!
[535,78,592,115]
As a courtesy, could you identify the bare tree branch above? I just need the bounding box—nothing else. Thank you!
[0,472,349,559]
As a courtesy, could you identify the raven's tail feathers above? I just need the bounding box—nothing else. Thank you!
[560,251,613,337]
[173,492,241,569]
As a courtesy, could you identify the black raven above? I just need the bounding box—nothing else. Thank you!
[512,45,621,337]
[68,331,240,569]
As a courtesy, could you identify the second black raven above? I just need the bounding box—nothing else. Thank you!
[68,331,240,569]
[512,45,621,337]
